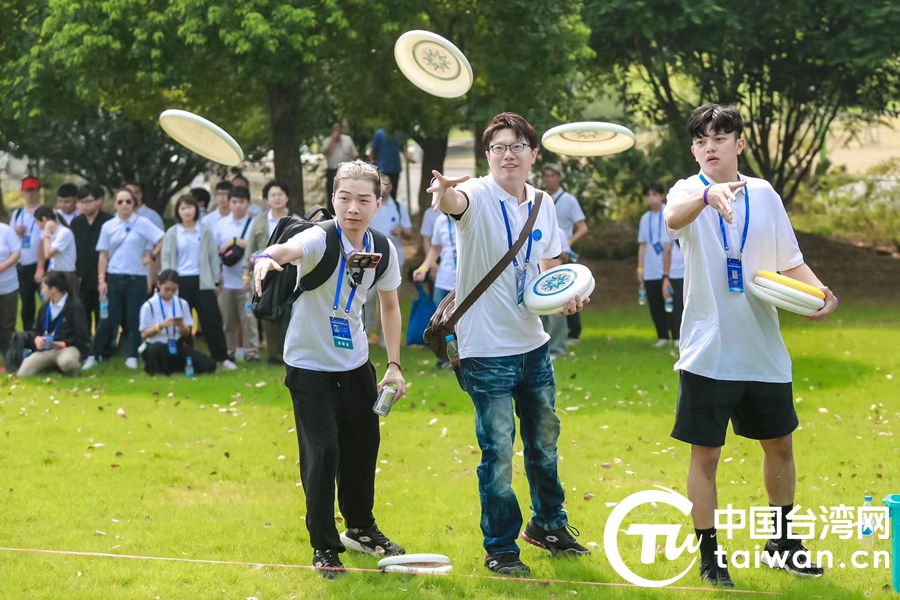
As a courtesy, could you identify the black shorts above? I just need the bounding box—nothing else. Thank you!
[671,370,798,448]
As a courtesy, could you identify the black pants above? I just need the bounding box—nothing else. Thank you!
[142,341,217,376]
[325,168,338,213]
[177,276,229,362]
[16,263,38,331]
[645,278,683,341]
[80,287,100,332]
[567,312,582,340]
[286,362,380,551]
[91,274,146,358]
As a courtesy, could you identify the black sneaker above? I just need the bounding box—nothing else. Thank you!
[699,556,735,587]
[522,520,591,555]
[312,549,345,580]
[761,539,825,577]
[340,524,405,556]
[484,551,531,576]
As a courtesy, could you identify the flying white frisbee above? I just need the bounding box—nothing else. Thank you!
[542,122,636,157]
[159,109,244,167]
[378,553,453,575]
[524,264,595,316]
[753,276,825,310]
[748,282,819,316]
[394,30,473,98]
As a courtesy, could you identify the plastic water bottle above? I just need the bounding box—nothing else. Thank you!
[638,282,647,306]
[567,251,580,263]
[184,356,194,378]
[235,348,245,362]
[861,495,875,546]
[445,334,460,367]
[100,294,109,320]
[244,291,253,318]
[665,288,674,313]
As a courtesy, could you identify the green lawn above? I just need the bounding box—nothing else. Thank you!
[0,303,897,599]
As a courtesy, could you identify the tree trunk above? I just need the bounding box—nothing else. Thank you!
[268,82,305,213]
[416,135,449,215]
[0,185,6,219]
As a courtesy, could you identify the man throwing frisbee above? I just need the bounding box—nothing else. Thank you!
[664,104,838,587]
[428,112,590,576]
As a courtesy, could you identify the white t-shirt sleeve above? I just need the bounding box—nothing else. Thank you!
[541,196,562,258]
[420,209,436,237]
[289,227,327,272]
[52,228,74,253]
[139,300,154,332]
[454,178,486,232]
[96,221,112,252]
[665,178,694,239]
[3,226,21,253]
[138,217,165,245]
[637,212,649,243]
[376,241,403,292]
[772,191,804,271]
[430,223,442,246]
[567,196,586,224]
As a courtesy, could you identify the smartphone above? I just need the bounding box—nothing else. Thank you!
[347,252,383,270]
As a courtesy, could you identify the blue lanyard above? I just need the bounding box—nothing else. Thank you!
[44,303,63,336]
[158,294,177,337]
[332,225,368,317]
[18,209,36,234]
[499,200,533,269]
[649,210,662,245]
[446,217,457,266]
[699,174,750,257]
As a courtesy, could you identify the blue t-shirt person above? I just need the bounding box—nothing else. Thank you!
[370,129,403,174]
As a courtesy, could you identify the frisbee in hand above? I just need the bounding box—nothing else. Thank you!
[524,264,596,315]
[159,109,244,167]
[542,122,636,157]
[394,30,473,98]
[748,271,825,316]
[378,553,453,575]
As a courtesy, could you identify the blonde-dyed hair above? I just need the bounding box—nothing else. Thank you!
[333,160,383,199]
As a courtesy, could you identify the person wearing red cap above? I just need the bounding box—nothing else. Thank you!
[10,177,43,330]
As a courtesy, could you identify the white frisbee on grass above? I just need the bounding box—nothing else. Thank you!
[541,122,636,157]
[394,30,473,98]
[378,553,453,575]
[159,109,245,167]
[524,264,596,316]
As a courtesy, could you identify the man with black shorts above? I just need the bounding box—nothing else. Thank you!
[664,104,838,587]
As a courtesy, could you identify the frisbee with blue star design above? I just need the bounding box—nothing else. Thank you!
[394,30,473,98]
[524,264,596,315]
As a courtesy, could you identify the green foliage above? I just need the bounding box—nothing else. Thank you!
[584,0,900,204]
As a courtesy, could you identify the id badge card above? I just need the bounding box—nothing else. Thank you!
[43,334,54,348]
[22,235,31,250]
[330,316,353,350]
[652,241,664,255]
[516,268,527,305]
[727,257,744,293]
[168,338,178,355]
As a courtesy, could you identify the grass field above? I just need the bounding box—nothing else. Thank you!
[0,302,897,599]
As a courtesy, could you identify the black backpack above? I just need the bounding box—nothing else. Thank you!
[251,205,391,323]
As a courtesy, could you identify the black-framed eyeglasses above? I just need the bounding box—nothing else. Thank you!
[489,143,531,155]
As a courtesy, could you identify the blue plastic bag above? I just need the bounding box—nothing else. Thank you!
[406,284,437,346]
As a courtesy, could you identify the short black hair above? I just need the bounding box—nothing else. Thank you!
[57,183,78,198]
[77,184,103,201]
[263,179,289,200]
[43,270,69,294]
[34,205,57,222]
[190,187,211,208]
[643,182,665,195]
[158,269,180,285]
[228,186,251,201]
[231,173,249,186]
[687,104,744,140]
[215,181,234,193]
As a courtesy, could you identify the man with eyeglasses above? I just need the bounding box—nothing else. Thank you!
[71,184,112,330]
[427,112,591,576]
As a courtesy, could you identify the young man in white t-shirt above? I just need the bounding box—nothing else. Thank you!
[638,182,679,348]
[428,113,590,576]
[253,161,406,579]
[664,104,838,587]
[322,122,359,209]
[35,205,78,296]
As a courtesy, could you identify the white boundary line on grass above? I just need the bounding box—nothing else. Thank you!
[0,546,779,595]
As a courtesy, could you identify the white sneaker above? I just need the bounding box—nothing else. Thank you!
[81,356,98,371]
[125,357,138,370]
[221,359,238,371]
[652,339,670,348]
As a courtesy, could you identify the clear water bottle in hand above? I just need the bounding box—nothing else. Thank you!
[184,356,194,378]
[244,291,254,318]
[100,294,109,320]
[638,282,647,306]
[860,495,875,546]
[445,334,460,367]
[665,287,674,313]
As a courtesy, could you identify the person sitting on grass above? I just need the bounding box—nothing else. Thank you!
[138,269,216,376]
[253,160,406,580]
[17,271,90,377]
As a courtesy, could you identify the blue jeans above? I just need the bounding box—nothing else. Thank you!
[459,342,567,554]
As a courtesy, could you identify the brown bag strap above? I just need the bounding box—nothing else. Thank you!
[447,191,544,328]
